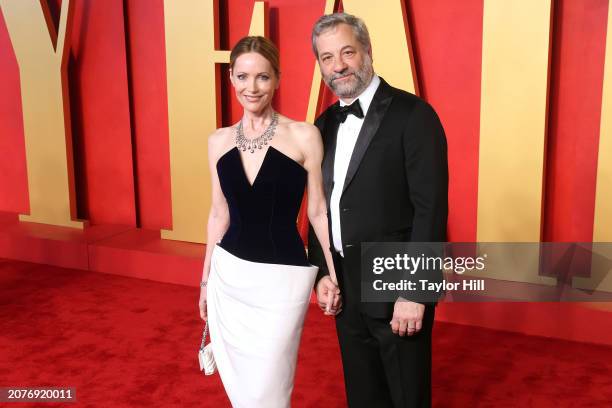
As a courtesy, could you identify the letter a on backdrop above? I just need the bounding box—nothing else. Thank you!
[307,0,417,122]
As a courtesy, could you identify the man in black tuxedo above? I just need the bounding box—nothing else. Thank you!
[308,13,448,408]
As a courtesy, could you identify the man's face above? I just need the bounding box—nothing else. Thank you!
[315,23,374,100]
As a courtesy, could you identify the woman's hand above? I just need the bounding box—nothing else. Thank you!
[199,286,208,321]
[316,276,342,316]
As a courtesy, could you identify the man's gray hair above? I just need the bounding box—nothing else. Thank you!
[311,13,371,57]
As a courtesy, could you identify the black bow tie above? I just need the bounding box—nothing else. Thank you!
[334,100,364,123]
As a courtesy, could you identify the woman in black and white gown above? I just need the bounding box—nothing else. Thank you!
[198,36,341,407]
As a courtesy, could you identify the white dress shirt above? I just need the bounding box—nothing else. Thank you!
[330,74,381,256]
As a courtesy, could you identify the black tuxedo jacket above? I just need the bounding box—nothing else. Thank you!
[308,77,448,319]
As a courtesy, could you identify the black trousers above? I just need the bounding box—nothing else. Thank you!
[333,253,435,408]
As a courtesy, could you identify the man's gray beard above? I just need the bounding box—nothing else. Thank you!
[327,58,374,99]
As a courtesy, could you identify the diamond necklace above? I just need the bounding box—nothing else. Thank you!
[235,111,279,153]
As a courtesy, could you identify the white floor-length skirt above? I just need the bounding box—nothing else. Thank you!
[206,245,318,408]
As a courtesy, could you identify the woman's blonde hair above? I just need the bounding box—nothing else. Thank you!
[229,36,280,77]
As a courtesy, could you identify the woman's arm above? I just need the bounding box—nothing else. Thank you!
[199,131,230,320]
[297,123,341,314]
[300,124,337,284]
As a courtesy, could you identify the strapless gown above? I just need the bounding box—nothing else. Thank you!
[206,146,318,408]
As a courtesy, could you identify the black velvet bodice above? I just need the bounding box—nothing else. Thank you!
[217,146,309,266]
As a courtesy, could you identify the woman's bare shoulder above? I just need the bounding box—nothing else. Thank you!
[280,122,321,165]
[208,126,234,144]
[208,126,236,156]
[276,115,319,140]
[289,121,321,147]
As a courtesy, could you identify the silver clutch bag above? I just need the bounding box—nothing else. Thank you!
[198,321,216,375]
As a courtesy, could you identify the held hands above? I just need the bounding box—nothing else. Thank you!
[390,298,425,336]
[316,276,342,316]
[198,286,207,321]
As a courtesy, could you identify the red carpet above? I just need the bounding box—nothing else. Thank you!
[1,258,611,407]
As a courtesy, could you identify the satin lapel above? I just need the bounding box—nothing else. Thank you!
[342,79,394,194]
[321,105,340,202]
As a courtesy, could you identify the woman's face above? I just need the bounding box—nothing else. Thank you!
[230,52,279,114]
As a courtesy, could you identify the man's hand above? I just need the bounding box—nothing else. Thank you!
[316,275,342,315]
[390,298,425,336]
